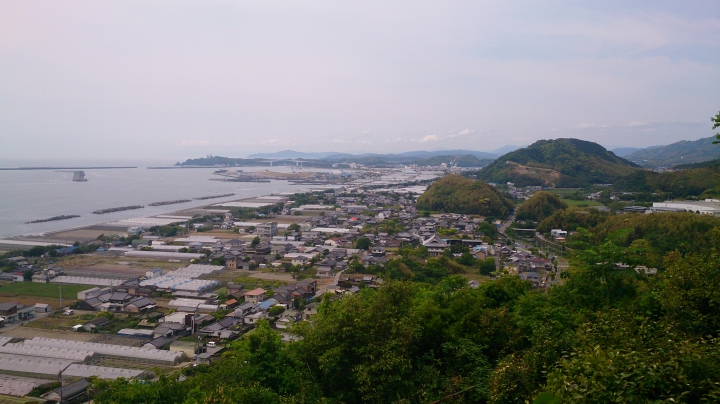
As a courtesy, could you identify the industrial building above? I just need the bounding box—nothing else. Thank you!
[652,200,720,215]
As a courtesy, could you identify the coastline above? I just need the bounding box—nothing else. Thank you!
[0,191,306,247]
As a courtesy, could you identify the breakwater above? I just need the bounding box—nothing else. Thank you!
[148,199,192,206]
[93,205,144,214]
[26,215,81,224]
[194,193,235,200]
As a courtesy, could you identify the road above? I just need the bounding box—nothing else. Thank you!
[498,215,514,237]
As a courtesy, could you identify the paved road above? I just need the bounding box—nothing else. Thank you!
[498,215,514,237]
[333,269,346,284]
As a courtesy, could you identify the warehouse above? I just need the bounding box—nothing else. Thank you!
[124,251,205,260]
[22,338,185,366]
[140,275,220,293]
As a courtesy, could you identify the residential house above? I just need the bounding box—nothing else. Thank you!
[422,235,449,256]
[244,288,267,304]
[125,297,156,313]
[304,302,318,320]
[82,316,110,332]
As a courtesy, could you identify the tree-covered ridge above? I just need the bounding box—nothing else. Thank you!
[416,174,514,216]
[624,135,720,168]
[515,191,567,222]
[613,163,720,198]
[478,138,640,187]
[536,206,610,234]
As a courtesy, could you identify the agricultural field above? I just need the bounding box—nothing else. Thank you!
[561,199,604,207]
[0,282,91,299]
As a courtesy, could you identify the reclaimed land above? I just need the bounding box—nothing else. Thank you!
[25,215,80,224]
[92,205,144,214]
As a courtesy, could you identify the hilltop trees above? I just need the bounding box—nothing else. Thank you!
[416,175,514,217]
[515,192,567,222]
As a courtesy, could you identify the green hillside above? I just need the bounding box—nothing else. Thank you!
[416,174,514,216]
[478,138,640,187]
[614,162,720,198]
[625,136,720,168]
[515,191,568,221]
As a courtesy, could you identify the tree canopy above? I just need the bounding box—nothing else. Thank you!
[416,174,514,217]
[515,191,567,222]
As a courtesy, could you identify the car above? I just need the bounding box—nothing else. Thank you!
[207,341,216,348]
[63,310,74,316]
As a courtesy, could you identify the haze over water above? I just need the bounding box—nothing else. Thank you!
[0,160,309,238]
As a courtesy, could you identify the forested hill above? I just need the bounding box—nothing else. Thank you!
[515,191,567,222]
[477,138,640,187]
[416,174,514,216]
[625,136,720,168]
[614,160,720,198]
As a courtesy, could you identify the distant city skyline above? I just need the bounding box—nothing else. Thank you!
[1,1,718,160]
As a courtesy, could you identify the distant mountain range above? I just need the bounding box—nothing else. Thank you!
[247,150,341,159]
[623,136,720,168]
[248,149,499,160]
[611,147,644,157]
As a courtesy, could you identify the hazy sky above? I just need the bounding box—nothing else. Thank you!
[1,1,719,160]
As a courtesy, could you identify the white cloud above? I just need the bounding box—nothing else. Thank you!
[414,135,439,143]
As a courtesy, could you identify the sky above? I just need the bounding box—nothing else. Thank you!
[1,1,719,161]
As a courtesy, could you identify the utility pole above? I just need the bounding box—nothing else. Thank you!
[59,285,62,311]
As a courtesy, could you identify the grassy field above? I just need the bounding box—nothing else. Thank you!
[561,199,604,207]
[0,282,91,299]
[547,189,583,195]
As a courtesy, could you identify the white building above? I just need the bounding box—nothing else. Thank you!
[652,200,720,216]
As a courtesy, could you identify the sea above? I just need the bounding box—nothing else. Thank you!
[0,159,317,239]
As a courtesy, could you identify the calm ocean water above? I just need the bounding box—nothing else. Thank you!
[0,159,311,238]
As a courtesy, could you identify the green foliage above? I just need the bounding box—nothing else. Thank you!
[478,258,496,275]
[656,238,720,337]
[515,192,568,222]
[250,237,260,248]
[354,236,371,250]
[91,225,720,404]
[543,311,720,403]
[585,212,720,259]
[268,306,284,316]
[536,207,610,234]
[417,174,515,217]
[479,138,640,187]
[148,224,182,237]
[614,164,720,197]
